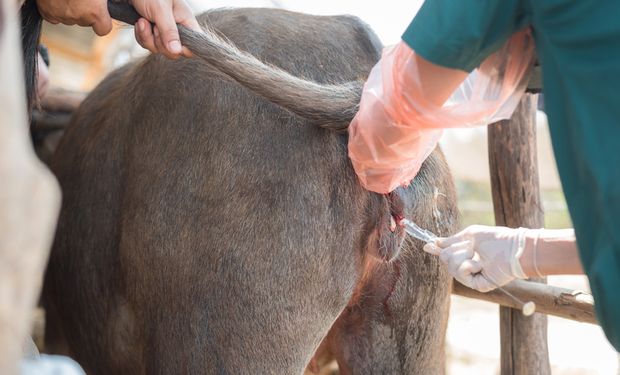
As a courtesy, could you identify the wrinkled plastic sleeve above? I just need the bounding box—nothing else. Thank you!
[348,29,535,194]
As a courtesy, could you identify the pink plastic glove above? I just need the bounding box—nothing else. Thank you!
[347,42,444,194]
[348,29,535,194]
[423,225,529,292]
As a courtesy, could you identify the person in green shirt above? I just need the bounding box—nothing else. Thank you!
[348,0,620,351]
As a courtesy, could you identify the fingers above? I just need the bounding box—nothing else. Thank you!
[425,239,476,276]
[174,0,201,32]
[470,272,497,293]
[427,239,495,292]
[153,26,172,58]
[454,260,497,292]
[424,231,500,293]
[38,0,113,36]
[455,259,481,281]
[173,1,200,58]
[423,237,469,257]
[452,259,478,288]
[130,0,199,58]
[442,242,474,276]
[436,231,467,248]
[180,46,193,58]
[436,224,496,248]
[135,18,157,54]
[90,0,113,36]
[423,241,441,256]
[135,19,181,59]
[152,2,183,58]
[91,18,113,37]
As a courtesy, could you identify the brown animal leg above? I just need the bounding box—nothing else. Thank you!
[327,253,451,375]
[311,151,458,375]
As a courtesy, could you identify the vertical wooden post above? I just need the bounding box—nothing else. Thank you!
[488,94,551,375]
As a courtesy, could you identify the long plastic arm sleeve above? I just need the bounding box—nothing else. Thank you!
[348,28,535,194]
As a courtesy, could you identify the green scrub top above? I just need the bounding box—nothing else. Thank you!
[403,0,620,351]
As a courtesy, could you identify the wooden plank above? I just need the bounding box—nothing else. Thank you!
[453,280,597,324]
[488,94,551,375]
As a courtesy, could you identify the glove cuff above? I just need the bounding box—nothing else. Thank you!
[511,227,528,279]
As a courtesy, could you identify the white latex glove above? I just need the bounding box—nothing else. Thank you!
[423,225,528,292]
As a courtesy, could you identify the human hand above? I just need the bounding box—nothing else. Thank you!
[36,0,112,36]
[132,0,201,59]
[423,225,529,292]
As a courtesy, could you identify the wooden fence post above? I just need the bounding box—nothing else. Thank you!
[488,94,551,375]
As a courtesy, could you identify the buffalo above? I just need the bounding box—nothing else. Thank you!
[43,7,458,374]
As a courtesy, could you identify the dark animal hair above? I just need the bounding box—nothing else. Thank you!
[108,2,363,132]
[20,0,43,111]
[44,8,458,373]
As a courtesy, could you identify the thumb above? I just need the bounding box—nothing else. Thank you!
[91,0,113,36]
[470,272,497,293]
[423,242,441,256]
[153,7,182,55]
[436,233,465,249]
[455,259,482,281]
[92,16,113,37]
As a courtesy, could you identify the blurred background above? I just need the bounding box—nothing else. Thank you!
[40,0,618,373]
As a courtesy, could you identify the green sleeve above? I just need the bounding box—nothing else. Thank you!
[402,0,531,72]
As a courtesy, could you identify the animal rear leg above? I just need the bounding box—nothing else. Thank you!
[325,248,451,375]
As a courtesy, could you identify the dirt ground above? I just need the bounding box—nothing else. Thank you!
[447,276,619,375]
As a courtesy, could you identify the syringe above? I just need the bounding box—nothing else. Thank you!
[400,218,438,243]
[400,218,536,316]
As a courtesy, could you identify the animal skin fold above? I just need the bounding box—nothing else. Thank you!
[348,28,535,194]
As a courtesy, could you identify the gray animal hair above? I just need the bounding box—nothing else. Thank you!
[179,24,363,132]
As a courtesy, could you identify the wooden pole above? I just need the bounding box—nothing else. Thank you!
[488,94,551,375]
[453,280,597,324]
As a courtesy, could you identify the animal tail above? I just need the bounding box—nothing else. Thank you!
[20,0,44,112]
[108,2,363,132]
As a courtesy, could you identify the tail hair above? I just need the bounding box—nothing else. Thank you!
[108,2,362,132]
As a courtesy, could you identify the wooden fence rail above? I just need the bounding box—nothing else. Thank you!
[452,280,597,324]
